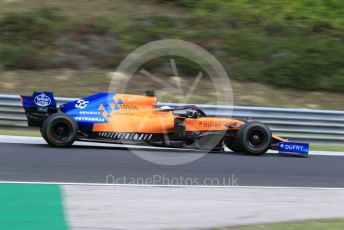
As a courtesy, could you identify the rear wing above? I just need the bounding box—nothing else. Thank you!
[21,92,58,127]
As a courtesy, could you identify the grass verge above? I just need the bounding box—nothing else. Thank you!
[0,129,40,137]
[213,218,344,230]
[1,69,344,109]
[309,145,344,152]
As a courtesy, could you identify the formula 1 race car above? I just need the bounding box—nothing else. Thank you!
[21,91,309,156]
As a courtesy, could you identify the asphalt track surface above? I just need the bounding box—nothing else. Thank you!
[0,142,343,188]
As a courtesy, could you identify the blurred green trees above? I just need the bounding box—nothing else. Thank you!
[0,0,342,92]
[0,8,61,69]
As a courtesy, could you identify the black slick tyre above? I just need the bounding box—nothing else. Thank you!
[225,121,272,155]
[41,113,78,147]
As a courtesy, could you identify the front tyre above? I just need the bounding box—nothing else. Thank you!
[226,121,272,155]
[41,113,78,147]
[224,136,241,152]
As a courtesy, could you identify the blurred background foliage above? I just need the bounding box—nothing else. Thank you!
[0,0,343,92]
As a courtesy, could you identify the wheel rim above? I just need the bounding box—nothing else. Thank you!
[52,121,71,142]
[247,129,267,148]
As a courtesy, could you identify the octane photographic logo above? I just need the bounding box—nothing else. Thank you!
[109,39,233,165]
[105,174,239,186]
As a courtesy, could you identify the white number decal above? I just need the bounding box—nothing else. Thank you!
[75,99,89,109]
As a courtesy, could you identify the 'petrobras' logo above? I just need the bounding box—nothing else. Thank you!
[75,116,106,122]
[34,93,51,107]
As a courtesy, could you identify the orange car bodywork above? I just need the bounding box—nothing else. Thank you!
[91,93,287,143]
[92,94,242,133]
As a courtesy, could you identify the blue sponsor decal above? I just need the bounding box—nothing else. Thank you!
[112,98,123,111]
[59,92,116,126]
[21,92,56,108]
[279,142,309,155]
[74,116,106,123]
[34,93,51,106]
[60,92,115,113]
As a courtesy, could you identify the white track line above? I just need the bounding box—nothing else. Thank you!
[1,180,344,190]
[0,135,194,151]
[0,135,343,156]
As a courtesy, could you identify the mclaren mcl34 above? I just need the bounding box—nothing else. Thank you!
[21,91,309,156]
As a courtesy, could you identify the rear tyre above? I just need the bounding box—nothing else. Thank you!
[225,121,272,155]
[41,113,78,147]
